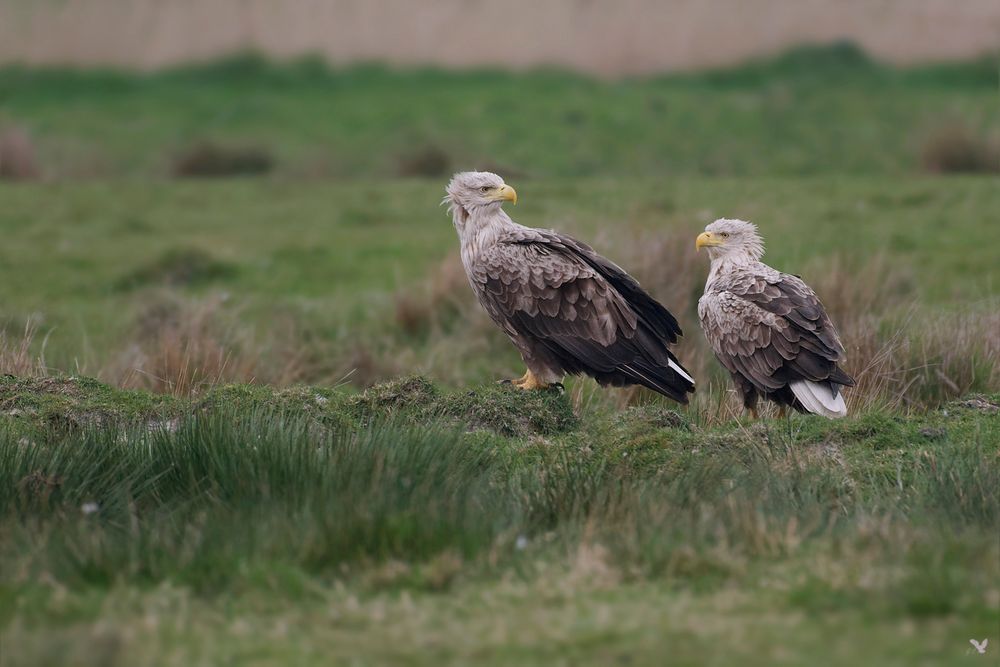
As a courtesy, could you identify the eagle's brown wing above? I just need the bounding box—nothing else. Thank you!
[699,270,854,395]
[470,228,694,402]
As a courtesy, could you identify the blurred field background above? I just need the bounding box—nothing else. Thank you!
[1,47,997,411]
[0,2,998,665]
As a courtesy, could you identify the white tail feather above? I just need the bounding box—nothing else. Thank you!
[790,380,847,419]
[668,359,694,385]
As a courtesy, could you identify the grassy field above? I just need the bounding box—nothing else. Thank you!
[0,377,997,665]
[1,45,997,180]
[1,47,998,665]
[0,175,996,407]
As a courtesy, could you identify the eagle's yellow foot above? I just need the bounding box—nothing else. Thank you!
[513,369,549,391]
[499,371,532,387]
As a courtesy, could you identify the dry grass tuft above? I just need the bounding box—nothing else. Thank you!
[393,255,472,336]
[0,127,41,181]
[336,342,406,389]
[800,255,997,410]
[112,294,308,395]
[920,121,1000,174]
[846,307,1000,412]
[171,140,274,178]
[383,255,509,385]
[623,231,706,321]
[0,321,48,377]
[803,253,914,323]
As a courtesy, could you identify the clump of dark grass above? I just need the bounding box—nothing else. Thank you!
[396,144,451,177]
[114,246,237,290]
[171,140,274,178]
[0,126,41,181]
[920,121,1000,174]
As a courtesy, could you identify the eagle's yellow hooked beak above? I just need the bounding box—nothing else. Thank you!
[696,231,721,251]
[493,184,517,205]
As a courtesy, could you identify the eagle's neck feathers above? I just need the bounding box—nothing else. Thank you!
[706,250,765,291]
[453,203,519,271]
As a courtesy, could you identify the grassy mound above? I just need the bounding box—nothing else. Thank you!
[1,374,577,438]
[0,375,177,433]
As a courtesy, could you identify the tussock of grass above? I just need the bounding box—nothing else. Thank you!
[171,140,274,178]
[109,294,312,395]
[0,320,47,378]
[921,121,1000,174]
[114,247,237,290]
[0,126,40,181]
[396,144,452,177]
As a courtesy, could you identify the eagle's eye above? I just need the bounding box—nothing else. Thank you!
[480,186,491,193]
[720,232,730,238]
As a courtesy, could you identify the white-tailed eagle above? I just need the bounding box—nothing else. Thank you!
[445,171,694,403]
[696,219,855,418]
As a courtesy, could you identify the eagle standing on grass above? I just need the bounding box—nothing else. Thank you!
[445,171,695,403]
[696,219,855,418]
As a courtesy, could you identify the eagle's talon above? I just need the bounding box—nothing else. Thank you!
[513,369,549,391]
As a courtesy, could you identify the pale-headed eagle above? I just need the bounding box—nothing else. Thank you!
[697,219,855,418]
[445,171,695,403]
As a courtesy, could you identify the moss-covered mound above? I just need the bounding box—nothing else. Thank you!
[0,374,577,438]
[0,375,177,433]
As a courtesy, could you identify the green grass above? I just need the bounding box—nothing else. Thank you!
[1,176,997,383]
[1,378,997,665]
[1,45,997,180]
[0,48,998,664]
[1,46,996,392]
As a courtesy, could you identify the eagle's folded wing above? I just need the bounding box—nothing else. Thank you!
[471,230,694,401]
[701,272,854,393]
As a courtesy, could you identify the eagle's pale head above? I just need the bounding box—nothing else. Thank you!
[696,218,765,262]
[444,171,517,228]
